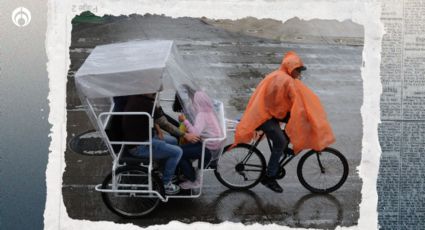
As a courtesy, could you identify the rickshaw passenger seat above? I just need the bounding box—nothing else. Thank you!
[119,148,151,166]
[108,96,159,168]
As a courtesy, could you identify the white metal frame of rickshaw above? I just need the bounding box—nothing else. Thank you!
[75,40,230,217]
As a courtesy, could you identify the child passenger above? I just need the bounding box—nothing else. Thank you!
[178,91,223,189]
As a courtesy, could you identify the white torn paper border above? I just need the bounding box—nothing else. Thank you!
[44,0,384,229]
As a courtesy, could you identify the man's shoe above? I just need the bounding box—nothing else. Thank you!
[261,176,283,193]
[164,182,180,195]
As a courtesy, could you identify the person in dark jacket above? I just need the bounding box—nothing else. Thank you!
[122,93,184,195]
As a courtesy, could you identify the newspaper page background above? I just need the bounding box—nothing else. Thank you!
[378,0,425,228]
[43,0,384,229]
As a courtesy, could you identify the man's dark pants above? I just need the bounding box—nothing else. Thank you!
[258,118,289,178]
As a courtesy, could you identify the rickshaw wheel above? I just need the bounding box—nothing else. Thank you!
[214,144,266,190]
[101,165,164,218]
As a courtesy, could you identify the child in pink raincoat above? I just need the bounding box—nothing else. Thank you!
[178,91,223,189]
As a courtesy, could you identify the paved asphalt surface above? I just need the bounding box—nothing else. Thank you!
[64,14,363,228]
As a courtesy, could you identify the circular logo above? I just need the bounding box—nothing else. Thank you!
[12,7,31,27]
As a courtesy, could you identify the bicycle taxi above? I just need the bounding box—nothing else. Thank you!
[74,40,348,218]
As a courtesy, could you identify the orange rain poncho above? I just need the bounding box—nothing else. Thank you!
[233,51,335,154]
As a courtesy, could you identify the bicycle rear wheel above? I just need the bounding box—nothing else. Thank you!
[214,143,266,190]
[101,165,164,218]
[297,147,348,194]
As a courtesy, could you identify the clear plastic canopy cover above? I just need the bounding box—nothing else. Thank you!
[75,40,196,98]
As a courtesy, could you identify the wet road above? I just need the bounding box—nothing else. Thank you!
[64,15,363,228]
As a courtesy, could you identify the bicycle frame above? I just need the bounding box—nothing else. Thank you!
[246,131,296,172]
[253,131,328,176]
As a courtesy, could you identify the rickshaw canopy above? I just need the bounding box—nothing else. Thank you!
[75,40,192,98]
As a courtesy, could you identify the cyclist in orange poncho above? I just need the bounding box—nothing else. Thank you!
[233,51,335,193]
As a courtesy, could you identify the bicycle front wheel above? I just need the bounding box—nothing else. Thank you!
[101,165,164,218]
[297,147,348,194]
[214,143,266,190]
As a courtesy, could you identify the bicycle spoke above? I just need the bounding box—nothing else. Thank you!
[243,169,263,173]
[244,163,264,168]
